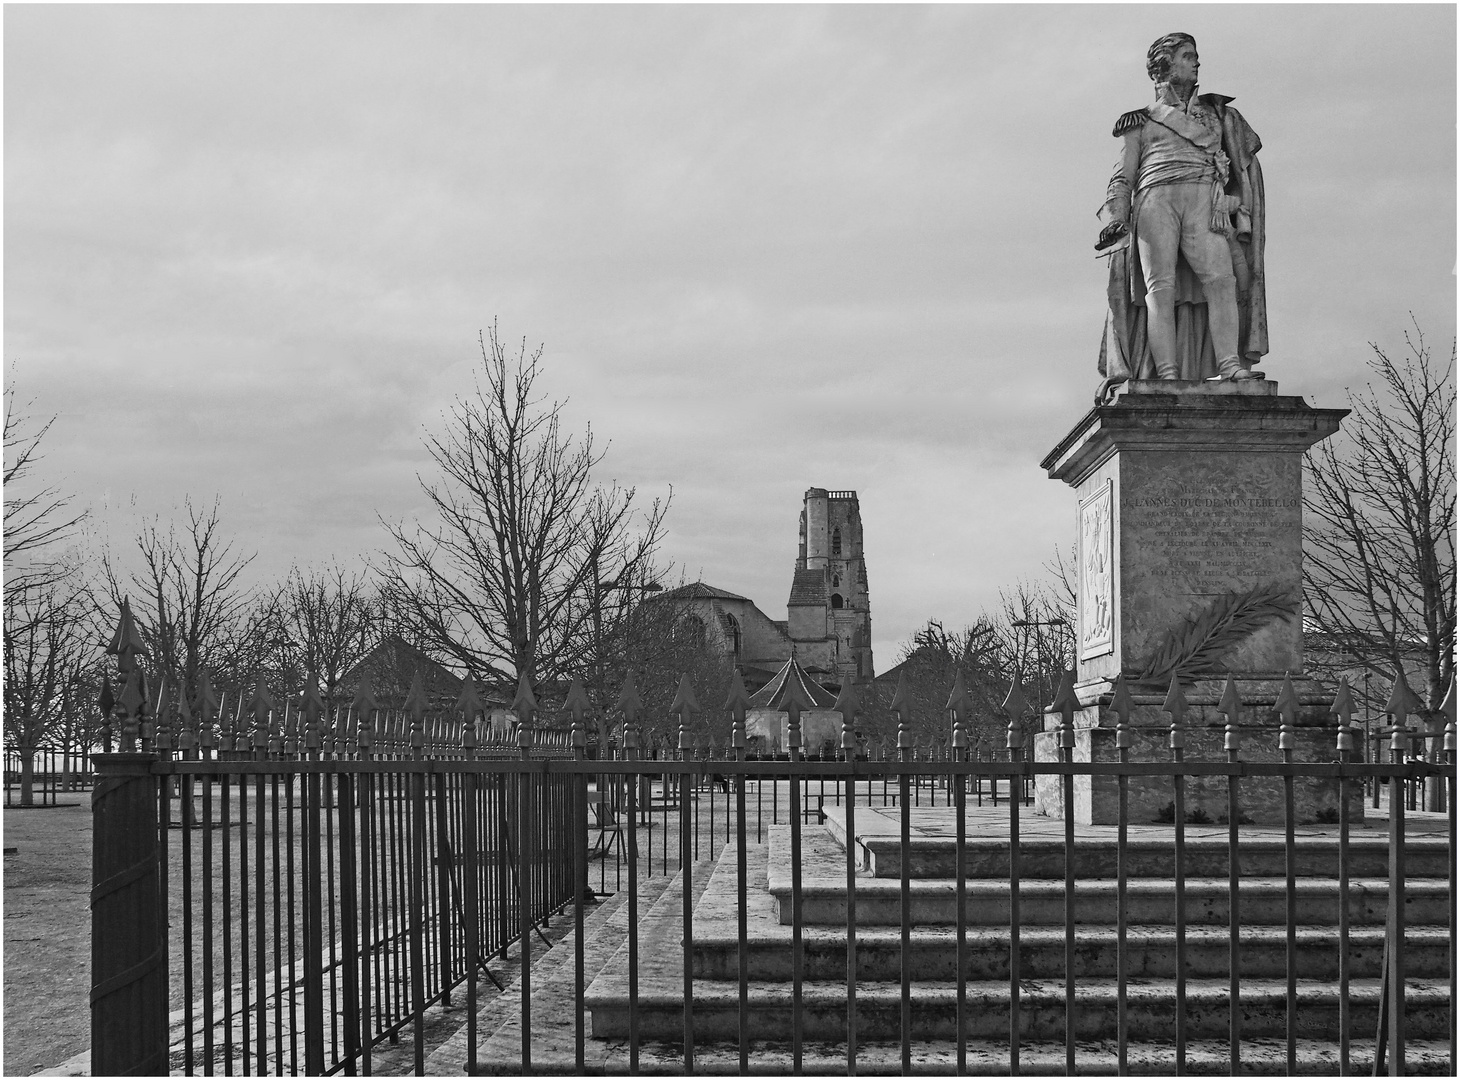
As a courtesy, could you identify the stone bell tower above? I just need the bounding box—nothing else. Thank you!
[790,488,874,685]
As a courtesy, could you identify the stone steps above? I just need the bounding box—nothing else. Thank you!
[821,802,1451,880]
[768,826,1452,927]
[587,841,1450,1044]
[604,1036,1455,1075]
[589,975,1452,1043]
[690,842,1451,982]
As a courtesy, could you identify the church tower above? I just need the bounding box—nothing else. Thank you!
[789,488,874,685]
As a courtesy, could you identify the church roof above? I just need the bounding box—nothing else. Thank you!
[648,581,751,603]
[788,567,827,606]
[747,655,839,709]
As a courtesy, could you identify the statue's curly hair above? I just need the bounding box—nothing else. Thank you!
[1146,32,1196,83]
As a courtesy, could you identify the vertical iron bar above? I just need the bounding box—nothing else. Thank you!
[738,764,750,1074]
[518,762,532,1074]
[204,773,216,1077]
[845,760,858,1077]
[241,771,251,1075]
[255,770,266,1076]
[792,764,805,1076]
[1009,765,1021,1077]
[1062,755,1076,1074]
[1285,768,1297,1075]
[340,774,361,1076]
[1228,762,1241,1074]
[574,765,587,1074]
[1173,753,1187,1075]
[900,762,911,1076]
[463,770,480,1076]
[223,772,234,1076]
[1117,744,1128,1076]
[682,760,695,1072]
[1338,756,1351,1076]
[628,754,640,1074]
[955,753,967,1077]
[359,769,374,1077]
[287,770,299,1074]
[307,764,327,1075]
[183,771,196,1076]
[1386,770,1405,1076]
[272,775,283,1074]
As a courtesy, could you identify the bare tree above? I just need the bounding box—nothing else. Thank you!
[1303,323,1456,719]
[380,325,668,695]
[4,380,89,604]
[102,497,257,706]
[3,562,94,803]
[252,561,381,703]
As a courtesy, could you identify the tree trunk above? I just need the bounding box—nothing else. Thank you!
[20,748,35,807]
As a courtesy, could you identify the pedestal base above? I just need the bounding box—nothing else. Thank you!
[1032,678,1365,826]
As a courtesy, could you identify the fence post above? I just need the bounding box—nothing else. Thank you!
[90,750,168,1076]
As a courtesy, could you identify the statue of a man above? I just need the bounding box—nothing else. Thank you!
[1095,33,1268,402]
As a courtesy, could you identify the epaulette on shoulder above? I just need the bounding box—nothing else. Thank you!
[1113,108,1148,136]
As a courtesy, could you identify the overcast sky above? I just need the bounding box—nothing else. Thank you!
[5,4,1455,670]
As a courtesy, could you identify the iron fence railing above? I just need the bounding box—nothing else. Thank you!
[86,626,1457,1076]
[4,747,97,806]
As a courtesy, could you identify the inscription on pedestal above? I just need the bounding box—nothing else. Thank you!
[1133,478,1300,592]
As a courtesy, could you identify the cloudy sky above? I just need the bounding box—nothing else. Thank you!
[5,4,1455,670]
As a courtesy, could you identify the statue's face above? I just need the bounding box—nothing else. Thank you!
[1168,41,1199,85]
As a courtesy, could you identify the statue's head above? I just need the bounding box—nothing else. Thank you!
[1146,32,1197,84]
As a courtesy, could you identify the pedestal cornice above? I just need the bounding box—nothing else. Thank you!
[1042,382,1349,488]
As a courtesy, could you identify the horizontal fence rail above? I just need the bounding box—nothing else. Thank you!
[88,652,1457,1077]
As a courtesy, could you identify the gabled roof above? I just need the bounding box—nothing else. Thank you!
[788,567,827,607]
[648,581,751,604]
[747,655,839,710]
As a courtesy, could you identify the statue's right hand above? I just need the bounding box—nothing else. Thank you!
[1095,221,1129,252]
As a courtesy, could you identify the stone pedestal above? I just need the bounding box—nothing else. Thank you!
[1034,380,1350,825]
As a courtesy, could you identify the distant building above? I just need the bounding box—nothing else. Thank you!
[647,487,874,695]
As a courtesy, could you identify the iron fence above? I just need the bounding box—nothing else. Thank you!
[4,746,96,806]
[90,661,1456,1076]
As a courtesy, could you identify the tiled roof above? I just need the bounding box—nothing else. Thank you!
[747,655,840,709]
[788,567,827,606]
[648,581,751,603]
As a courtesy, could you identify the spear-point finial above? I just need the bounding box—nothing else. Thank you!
[1384,663,1422,760]
[174,689,195,753]
[1440,677,1457,758]
[1274,671,1301,755]
[564,676,591,751]
[303,676,326,753]
[725,670,751,753]
[455,678,482,751]
[512,673,537,751]
[150,678,170,754]
[1109,673,1134,749]
[105,598,149,663]
[946,669,970,751]
[1163,674,1188,751]
[352,672,377,754]
[118,667,145,752]
[890,670,913,754]
[404,669,429,754]
[835,679,862,754]
[776,663,814,756]
[1002,670,1029,752]
[195,673,218,755]
[1331,676,1356,755]
[1051,668,1080,753]
[670,673,701,752]
[618,669,642,754]
[1218,675,1243,754]
[249,675,275,755]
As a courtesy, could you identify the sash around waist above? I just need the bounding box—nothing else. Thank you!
[1137,157,1218,192]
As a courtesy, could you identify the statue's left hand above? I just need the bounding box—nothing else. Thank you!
[1095,221,1128,252]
